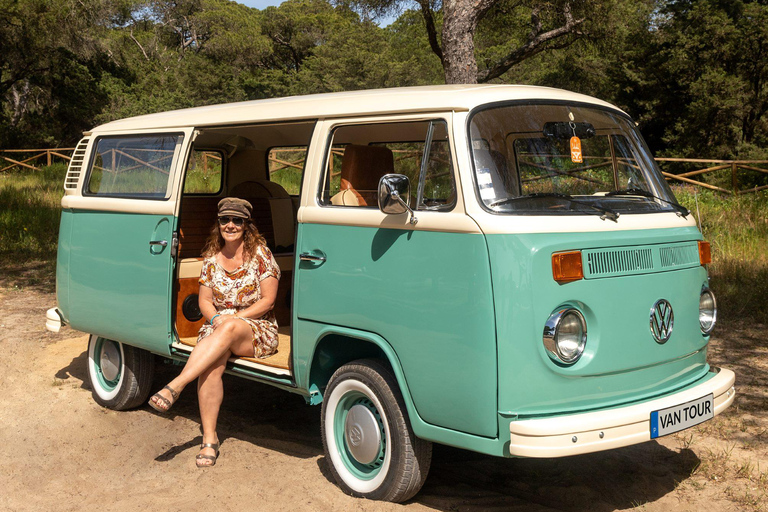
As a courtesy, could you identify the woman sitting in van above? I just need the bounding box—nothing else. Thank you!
[148,197,280,467]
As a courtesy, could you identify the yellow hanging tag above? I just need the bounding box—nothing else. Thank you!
[570,136,583,163]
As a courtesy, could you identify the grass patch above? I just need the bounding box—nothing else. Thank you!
[674,186,768,324]
[0,164,67,263]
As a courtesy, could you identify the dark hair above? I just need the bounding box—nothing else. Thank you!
[201,219,267,261]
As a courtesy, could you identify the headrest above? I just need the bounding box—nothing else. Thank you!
[230,180,290,199]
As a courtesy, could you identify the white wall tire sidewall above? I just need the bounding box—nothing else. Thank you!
[324,378,393,494]
[87,335,125,402]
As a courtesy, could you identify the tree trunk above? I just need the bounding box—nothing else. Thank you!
[442,0,480,84]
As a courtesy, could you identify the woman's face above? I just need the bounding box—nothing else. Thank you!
[218,216,245,244]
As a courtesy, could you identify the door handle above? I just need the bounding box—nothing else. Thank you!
[149,240,168,247]
[300,252,326,263]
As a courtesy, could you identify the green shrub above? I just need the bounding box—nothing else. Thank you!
[0,164,67,262]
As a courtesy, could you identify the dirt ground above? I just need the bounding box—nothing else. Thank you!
[1,261,766,512]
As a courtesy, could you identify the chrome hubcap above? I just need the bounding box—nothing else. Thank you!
[344,404,381,465]
[99,341,120,382]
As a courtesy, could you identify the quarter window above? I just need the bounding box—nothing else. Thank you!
[86,135,182,198]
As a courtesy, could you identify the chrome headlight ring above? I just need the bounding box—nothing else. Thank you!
[700,286,717,335]
[543,307,587,365]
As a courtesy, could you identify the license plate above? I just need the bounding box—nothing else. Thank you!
[650,394,714,439]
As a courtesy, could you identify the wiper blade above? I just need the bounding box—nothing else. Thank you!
[605,188,690,218]
[490,192,620,222]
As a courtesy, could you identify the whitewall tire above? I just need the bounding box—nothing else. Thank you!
[87,335,154,410]
[321,359,432,502]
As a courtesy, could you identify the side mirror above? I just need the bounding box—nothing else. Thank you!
[378,174,418,225]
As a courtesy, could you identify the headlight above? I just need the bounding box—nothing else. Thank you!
[543,308,587,364]
[700,288,717,335]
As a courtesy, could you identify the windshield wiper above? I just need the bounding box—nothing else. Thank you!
[490,192,620,222]
[605,188,690,218]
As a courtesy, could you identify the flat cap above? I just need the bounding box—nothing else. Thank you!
[217,197,252,219]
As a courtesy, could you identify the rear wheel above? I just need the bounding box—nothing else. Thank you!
[87,335,154,410]
[321,359,432,502]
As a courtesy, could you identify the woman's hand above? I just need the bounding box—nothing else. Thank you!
[211,313,239,327]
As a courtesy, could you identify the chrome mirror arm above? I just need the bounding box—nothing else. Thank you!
[392,190,418,225]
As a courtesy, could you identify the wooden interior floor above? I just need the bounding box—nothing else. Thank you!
[177,326,291,370]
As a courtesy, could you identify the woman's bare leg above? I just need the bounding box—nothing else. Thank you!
[151,319,254,406]
[196,350,229,465]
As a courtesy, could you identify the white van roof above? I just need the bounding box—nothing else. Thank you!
[90,84,625,133]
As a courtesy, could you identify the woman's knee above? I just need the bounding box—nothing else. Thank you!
[199,356,228,382]
[220,319,252,341]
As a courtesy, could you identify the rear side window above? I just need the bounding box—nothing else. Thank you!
[184,150,223,195]
[268,146,306,195]
[86,134,182,198]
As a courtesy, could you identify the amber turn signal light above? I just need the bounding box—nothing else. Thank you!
[698,240,712,265]
[552,251,584,284]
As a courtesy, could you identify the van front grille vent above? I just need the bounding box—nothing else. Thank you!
[659,244,700,268]
[64,137,90,190]
[586,248,654,276]
[583,242,701,278]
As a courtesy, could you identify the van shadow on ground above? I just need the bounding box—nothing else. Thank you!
[57,353,701,511]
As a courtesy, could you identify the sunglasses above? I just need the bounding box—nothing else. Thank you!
[218,216,245,227]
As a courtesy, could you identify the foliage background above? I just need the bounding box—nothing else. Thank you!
[1,0,767,321]
[0,0,766,163]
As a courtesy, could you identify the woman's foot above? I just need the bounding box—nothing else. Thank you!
[148,385,180,413]
[196,435,220,468]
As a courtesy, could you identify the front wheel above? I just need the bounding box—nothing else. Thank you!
[87,335,154,410]
[321,359,432,502]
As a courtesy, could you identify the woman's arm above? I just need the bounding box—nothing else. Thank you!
[235,276,278,321]
[198,284,221,325]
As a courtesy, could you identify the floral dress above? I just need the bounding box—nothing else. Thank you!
[197,245,281,358]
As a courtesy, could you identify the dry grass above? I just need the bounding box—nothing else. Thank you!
[674,186,768,323]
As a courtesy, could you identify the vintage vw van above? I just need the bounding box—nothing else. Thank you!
[46,85,735,502]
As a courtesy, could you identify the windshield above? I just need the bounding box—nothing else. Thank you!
[469,103,679,215]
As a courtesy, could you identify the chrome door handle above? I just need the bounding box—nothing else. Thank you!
[300,252,326,263]
[149,240,168,247]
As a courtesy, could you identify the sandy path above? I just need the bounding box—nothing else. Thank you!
[0,271,765,511]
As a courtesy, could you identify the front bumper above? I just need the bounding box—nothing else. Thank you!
[509,367,735,457]
[45,307,64,333]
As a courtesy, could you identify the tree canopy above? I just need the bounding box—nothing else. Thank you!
[0,0,766,161]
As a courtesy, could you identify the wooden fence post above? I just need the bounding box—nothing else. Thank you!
[731,162,738,194]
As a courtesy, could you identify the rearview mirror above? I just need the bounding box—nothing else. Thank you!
[378,174,418,225]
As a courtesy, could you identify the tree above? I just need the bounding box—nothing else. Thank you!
[0,0,109,146]
[615,0,768,161]
[342,0,607,84]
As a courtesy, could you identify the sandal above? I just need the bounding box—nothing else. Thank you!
[196,442,220,468]
[148,385,179,413]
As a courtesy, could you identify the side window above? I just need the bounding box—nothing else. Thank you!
[268,146,306,196]
[86,134,182,198]
[183,150,223,194]
[319,120,456,210]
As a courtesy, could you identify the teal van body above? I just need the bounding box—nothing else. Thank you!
[294,223,497,438]
[45,85,736,502]
[490,227,710,418]
[62,210,176,353]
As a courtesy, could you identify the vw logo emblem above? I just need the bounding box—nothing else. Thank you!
[650,299,674,343]
[349,425,363,446]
